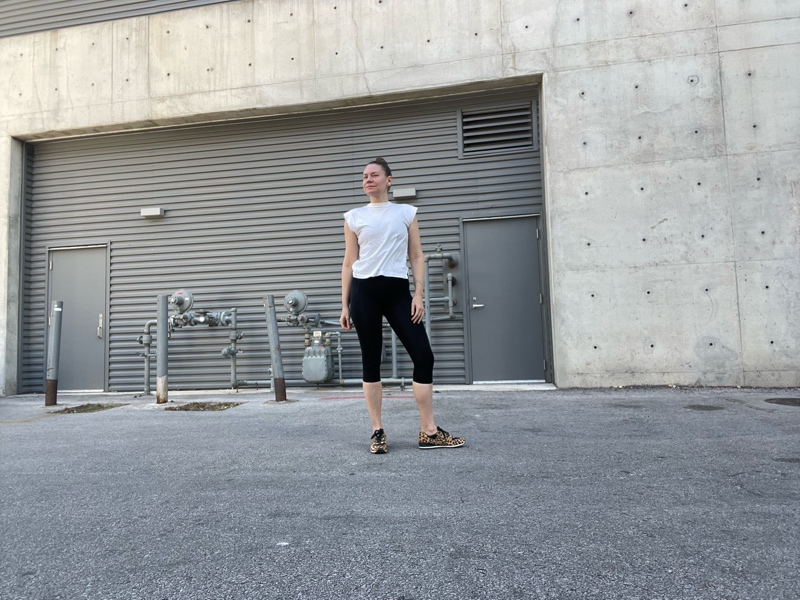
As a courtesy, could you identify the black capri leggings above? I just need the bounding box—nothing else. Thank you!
[349,276,434,384]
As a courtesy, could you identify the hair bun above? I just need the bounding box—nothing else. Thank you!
[368,157,392,176]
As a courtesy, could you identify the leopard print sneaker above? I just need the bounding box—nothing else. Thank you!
[370,428,388,454]
[418,426,465,449]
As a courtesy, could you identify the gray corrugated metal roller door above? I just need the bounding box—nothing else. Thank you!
[22,87,543,392]
[0,0,237,39]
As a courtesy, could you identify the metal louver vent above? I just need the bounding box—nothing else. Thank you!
[458,102,537,158]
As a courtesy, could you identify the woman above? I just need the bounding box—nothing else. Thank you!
[340,157,465,454]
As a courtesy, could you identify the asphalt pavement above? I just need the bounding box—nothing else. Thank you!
[1,385,799,600]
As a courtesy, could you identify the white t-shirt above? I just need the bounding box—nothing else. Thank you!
[344,202,418,279]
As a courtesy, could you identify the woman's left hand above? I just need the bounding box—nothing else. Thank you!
[411,295,424,324]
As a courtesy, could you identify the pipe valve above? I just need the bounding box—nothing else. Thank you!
[284,290,309,316]
[169,289,194,313]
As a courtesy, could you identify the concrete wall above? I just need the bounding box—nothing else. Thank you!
[1,0,798,391]
[0,135,23,396]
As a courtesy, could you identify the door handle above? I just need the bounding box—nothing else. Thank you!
[471,303,485,309]
[97,313,103,339]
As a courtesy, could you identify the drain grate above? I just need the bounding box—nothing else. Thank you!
[764,398,800,407]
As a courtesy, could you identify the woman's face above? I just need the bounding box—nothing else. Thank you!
[362,164,392,197]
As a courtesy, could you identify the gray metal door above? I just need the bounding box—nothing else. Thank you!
[47,246,107,390]
[464,216,545,382]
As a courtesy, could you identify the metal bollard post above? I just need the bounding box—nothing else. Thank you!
[45,301,64,407]
[156,294,168,404]
[264,295,287,402]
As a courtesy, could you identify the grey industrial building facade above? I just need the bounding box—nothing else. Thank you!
[3,1,798,393]
[20,87,550,392]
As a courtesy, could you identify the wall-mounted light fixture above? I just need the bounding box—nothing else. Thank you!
[392,187,417,200]
[140,207,165,218]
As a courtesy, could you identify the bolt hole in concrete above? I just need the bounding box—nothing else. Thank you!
[764,398,800,407]
[164,402,243,412]
[684,405,724,411]
[52,404,125,414]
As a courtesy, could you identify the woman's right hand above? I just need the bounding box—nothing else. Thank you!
[339,307,352,330]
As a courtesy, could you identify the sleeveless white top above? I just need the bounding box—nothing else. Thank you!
[344,202,418,279]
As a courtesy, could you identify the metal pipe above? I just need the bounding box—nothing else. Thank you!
[156,295,169,404]
[229,309,238,389]
[45,300,64,407]
[339,377,407,387]
[428,273,455,316]
[391,329,398,379]
[326,330,344,384]
[264,295,287,402]
[425,251,456,267]
[234,377,410,388]
[140,319,157,395]
[424,257,432,338]
[446,272,455,318]
[423,251,458,337]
